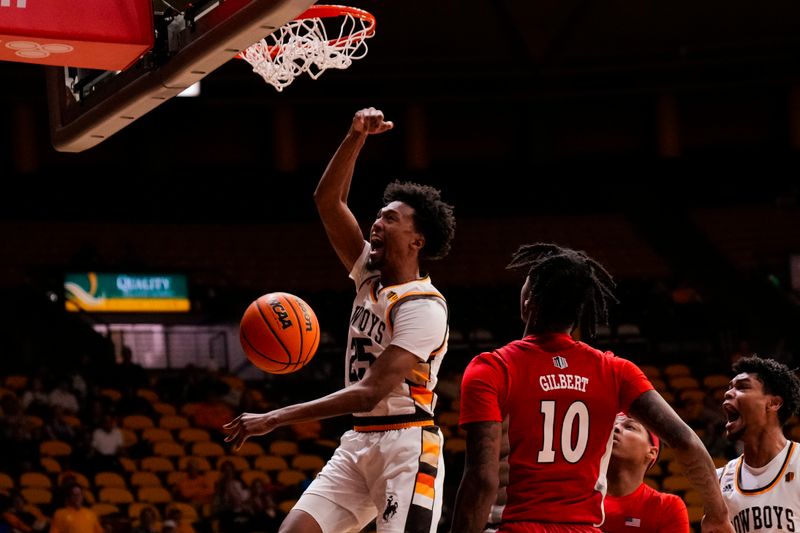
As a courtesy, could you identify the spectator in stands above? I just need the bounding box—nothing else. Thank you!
[1,489,48,532]
[131,506,159,533]
[109,346,148,392]
[48,378,79,416]
[0,393,37,475]
[174,459,215,509]
[191,383,234,439]
[213,460,249,533]
[163,508,195,533]
[43,405,77,444]
[603,413,689,532]
[89,414,124,473]
[246,477,281,532]
[50,482,102,533]
[20,375,49,417]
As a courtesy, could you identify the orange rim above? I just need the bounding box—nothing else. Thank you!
[236,4,375,60]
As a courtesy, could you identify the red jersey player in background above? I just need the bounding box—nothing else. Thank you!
[451,243,732,533]
[603,413,689,533]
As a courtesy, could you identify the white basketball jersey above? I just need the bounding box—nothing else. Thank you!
[346,242,448,422]
[718,441,800,533]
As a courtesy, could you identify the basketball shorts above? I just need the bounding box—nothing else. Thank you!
[293,425,444,533]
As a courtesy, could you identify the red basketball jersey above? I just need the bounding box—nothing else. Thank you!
[460,333,653,526]
[602,483,689,533]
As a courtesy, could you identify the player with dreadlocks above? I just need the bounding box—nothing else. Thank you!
[451,243,733,533]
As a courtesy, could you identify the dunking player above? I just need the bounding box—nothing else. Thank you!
[452,243,733,533]
[718,355,800,533]
[225,107,456,533]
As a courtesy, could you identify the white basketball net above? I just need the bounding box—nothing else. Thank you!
[241,9,374,92]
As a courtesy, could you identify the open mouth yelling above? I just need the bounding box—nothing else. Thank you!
[723,403,741,432]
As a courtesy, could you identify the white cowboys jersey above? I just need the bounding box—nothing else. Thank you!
[718,441,800,533]
[346,242,448,420]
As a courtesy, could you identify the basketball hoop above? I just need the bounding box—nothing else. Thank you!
[238,4,375,92]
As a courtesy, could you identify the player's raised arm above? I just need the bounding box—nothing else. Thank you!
[314,107,394,272]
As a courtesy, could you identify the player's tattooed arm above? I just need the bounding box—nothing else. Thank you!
[451,421,502,533]
[629,390,734,533]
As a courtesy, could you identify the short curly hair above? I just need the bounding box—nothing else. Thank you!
[383,180,455,261]
[733,355,800,425]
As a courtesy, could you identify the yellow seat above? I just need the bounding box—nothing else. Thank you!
[141,456,175,473]
[650,378,668,392]
[643,477,660,490]
[713,456,730,468]
[291,454,325,473]
[19,472,52,489]
[639,365,661,379]
[278,499,297,514]
[669,376,700,390]
[192,441,225,457]
[0,472,14,491]
[686,505,704,523]
[269,440,298,457]
[241,470,270,487]
[152,402,177,417]
[444,438,466,454]
[130,471,162,488]
[91,503,120,517]
[25,415,43,429]
[666,460,684,475]
[664,364,691,378]
[121,428,138,447]
[684,489,703,506]
[94,472,127,489]
[166,471,187,487]
[137,486,172,504]
[178,428,211,443]
[217,455,249,472]
[4,375,28,390]
[315,439,339,451]
[437,411,460,428]
[159,415,190,430]
[679,389,705,402]
[647,462,662,477]
[254,455,289,472]
[662,475,691,492]
[100,388,123,402]
[136,389,159,403]
[219,375,245,391]
[20,487,51,505]
[167,502,199,522]
[154,440,186,458]
[276,469,307,486]
[119,457,137,473]
[40,457,62,474]
[234,441,264,457]
[62,415,82,428]
[98,487,134,505]
[142,427,174,444]
[205,470,222,486]
[703,374,730,389]
[122,414,155,431]
[40,440,73,457]
[178,456,212,471]
[58,472,90,489]
[129,503,161,521]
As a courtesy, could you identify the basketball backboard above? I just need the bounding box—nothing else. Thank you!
[46,0,315,152]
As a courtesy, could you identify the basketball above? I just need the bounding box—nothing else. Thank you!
[239,292,320,374]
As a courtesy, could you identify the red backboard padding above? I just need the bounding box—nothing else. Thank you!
[0,0,153,70]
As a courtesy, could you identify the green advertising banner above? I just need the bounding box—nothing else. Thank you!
[65,272,190,312]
